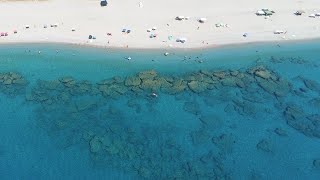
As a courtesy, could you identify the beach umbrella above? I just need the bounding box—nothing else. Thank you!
[274,30,284,34]
[264,10,273,16]
[25,25,30,29]
[309,14,316,18]
[4,32,8,36]
[0,32,4,36]
[13,30,17,34]
[256,10,266,16]
[175,16,184,20]
[147,29,152,32]
[179,38,187,43]
[294,10,305,16]
[316,13,320,16]
[177,37,187,43]
[152,27,157,31]
[198,18,207,23]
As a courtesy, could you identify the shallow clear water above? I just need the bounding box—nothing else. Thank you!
[0,41,320,180]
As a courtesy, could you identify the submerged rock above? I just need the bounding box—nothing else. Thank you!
[213,71,227,79]
[309,98,320,109]
[3,79,12,85]
[12,78,27,85]
[256,139,272,153]
[75,98,97,111]
[221,77,238,87]
[97,79,115,85]
[59,76,74,84]
[190,128,211,145]
[183,101,201,115]
[138,167,151,178]
[313,159,320,169]
[98,84,128,98]
[156,77,172,88]
[284,105,305,121]
[187,81,209,93]
[200,70,213,77]
[274,128,288,137]
[284,105,320,138]
[140,79,162,91]
[162,78,186,94]
[0,72,28,96]
[235,79,246,88]
[90,136,102,153]
[41,80,61,90]
[77,81,92,93]
[232,99,257,116]
[212,134,236,153]
[199,114,224,130]
[303,78,320,92]
[257,77,291,97]
[125,76,141,86]
[254,69,272,79]
[138,70,157,80]
[224,104,234,113]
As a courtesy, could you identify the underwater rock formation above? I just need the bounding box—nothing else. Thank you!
[274,128,288,137]
[303,78,320,93]
[183,101,201,115]
[284,105,320,138]
[5,62,318,179]
[0,72,28,96]
[313,159,320,169]
[256,139,272,153]
[190,127,211,145]
[309,98,320,109]
[199,113,224,130]
[212,133,236,154]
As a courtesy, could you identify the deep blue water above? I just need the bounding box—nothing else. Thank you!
[0,41,320,180]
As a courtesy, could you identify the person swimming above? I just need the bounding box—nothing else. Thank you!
[151,93,158,98]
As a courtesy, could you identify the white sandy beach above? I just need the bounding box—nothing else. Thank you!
[0,0,320,48]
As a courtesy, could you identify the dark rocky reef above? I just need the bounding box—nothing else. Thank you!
[2,61,320,179]
[0,72,28,96]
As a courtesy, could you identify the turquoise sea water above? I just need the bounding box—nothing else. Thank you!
[0,41,320,180]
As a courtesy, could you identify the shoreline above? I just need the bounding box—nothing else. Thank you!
[1,37,320,52]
